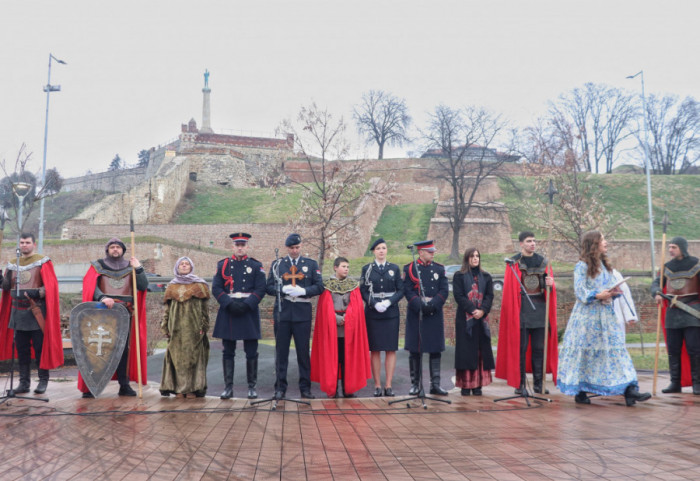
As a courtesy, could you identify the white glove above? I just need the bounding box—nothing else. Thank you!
[289,286,306,297]
[375,301,387,313]
[282,285,294,294]
[381,300,391,309]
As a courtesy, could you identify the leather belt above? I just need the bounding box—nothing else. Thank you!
[229,292,251,299]
[373,292,396,299]
[284,295,311,303]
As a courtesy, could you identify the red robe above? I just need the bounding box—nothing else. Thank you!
[77,265,148,393]
[311,288,371,397]
[659,290,692,387]
[495,263,558,388]
[0,259,64,370]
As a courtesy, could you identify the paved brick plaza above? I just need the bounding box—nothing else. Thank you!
[1,369,698,480]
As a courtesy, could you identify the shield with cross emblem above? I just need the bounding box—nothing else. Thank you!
[70,302,131,397]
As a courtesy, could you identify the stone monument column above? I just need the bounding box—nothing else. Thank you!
[200,69,213,133]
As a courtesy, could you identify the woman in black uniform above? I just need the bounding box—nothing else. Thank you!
[360,239,404,396]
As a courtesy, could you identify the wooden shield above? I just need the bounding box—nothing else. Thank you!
[70,302,131,397]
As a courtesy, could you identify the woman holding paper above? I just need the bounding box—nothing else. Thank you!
[557,231,651,406]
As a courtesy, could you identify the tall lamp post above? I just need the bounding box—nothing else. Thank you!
[38,53,66,253]
[627,70,656,276]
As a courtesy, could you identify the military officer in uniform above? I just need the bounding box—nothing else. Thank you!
[652,236,700,395]
[360,238,404,396]
[212,233,266,399]
[403,240,450,395]
[266,233,324,399]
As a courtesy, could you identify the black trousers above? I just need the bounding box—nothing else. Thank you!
[274,320,311,392]
[520,327,544,374]
[222,339,259,360]
[666,326,700,357]
[15,329,44,367]
[115,331,131,386]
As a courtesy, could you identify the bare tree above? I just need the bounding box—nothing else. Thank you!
[423,105,518,261]
[280,102,395,270]
[640,94,700,175]
[0,144,64,234]
[549,83,637,173]
[353,90,411,160]
[522,123,621,252]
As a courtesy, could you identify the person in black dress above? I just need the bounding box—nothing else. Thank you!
[360,238,404,397]
[453,248,495,396]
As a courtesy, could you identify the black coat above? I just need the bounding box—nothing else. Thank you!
[403,260,449,353]
[265,256,324,322]
[212,256,266,340]
[453,269,495,371]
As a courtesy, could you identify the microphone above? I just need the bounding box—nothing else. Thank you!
[504,257,516,264]
[406,244,416,250]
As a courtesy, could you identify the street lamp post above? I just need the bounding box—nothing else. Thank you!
[627,70,656,276]
[38,53,66,253]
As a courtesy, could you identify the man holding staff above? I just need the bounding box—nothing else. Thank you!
[77,238,148,398]
[652,236,700,395]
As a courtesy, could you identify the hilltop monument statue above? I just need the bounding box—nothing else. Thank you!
[201,69,213,133]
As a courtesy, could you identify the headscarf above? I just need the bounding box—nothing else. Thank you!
[102,237,130,270]
[170,256,206,285]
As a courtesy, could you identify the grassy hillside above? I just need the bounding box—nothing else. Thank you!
[174,184,304,224]
[500,174,700,240]
[5,190,108,239]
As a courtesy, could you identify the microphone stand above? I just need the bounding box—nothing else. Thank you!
[251,249,310,410]
[390,245,451,409]
[494,259,551,406]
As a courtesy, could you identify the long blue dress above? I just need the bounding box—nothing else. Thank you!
[557,261,639,396]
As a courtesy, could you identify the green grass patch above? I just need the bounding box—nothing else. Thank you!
[499,174,700,240]
[366,203,436,255]
[628,348,669,371]
[174,184,305,224]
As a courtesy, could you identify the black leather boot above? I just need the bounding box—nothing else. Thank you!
[532,351,549,394]
[429,356,448,396]
[34,369,49,394]
[624,384,651,406]
[15,364,31,394]
[220,358,234,399]
[691,355,700,395]
[408,354,421,395]
[514,374,527,395]
[246,355,258,399]
[662,354,682,393]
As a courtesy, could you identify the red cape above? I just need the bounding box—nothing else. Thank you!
[77,265,148,393]
[495,263,558,388]
[311,288,371,397]
[659,288,692,387]
[0,260,64,370]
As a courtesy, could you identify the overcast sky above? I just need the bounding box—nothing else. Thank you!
[1,0,698,178]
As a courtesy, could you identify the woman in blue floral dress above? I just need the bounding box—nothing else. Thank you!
[557,231,651,406]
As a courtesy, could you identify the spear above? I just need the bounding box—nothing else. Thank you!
[130,213,143,398]
[541,179,557,394]
[652,212,669,395]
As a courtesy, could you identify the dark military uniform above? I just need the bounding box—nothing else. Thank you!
[651,247,700,394]
[212,255,266,397]
[403,259,449,395]
[266,255,324,396]
[359,262,404,351]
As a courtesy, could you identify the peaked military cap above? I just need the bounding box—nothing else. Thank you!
[413,240,436,252]
[230,232,252,242]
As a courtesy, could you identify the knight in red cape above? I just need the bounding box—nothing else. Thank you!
[0,232,63,394]
[496,231,558,394]
[651,236,700,394]
[311,257,371,398]
[77,237,148,398]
